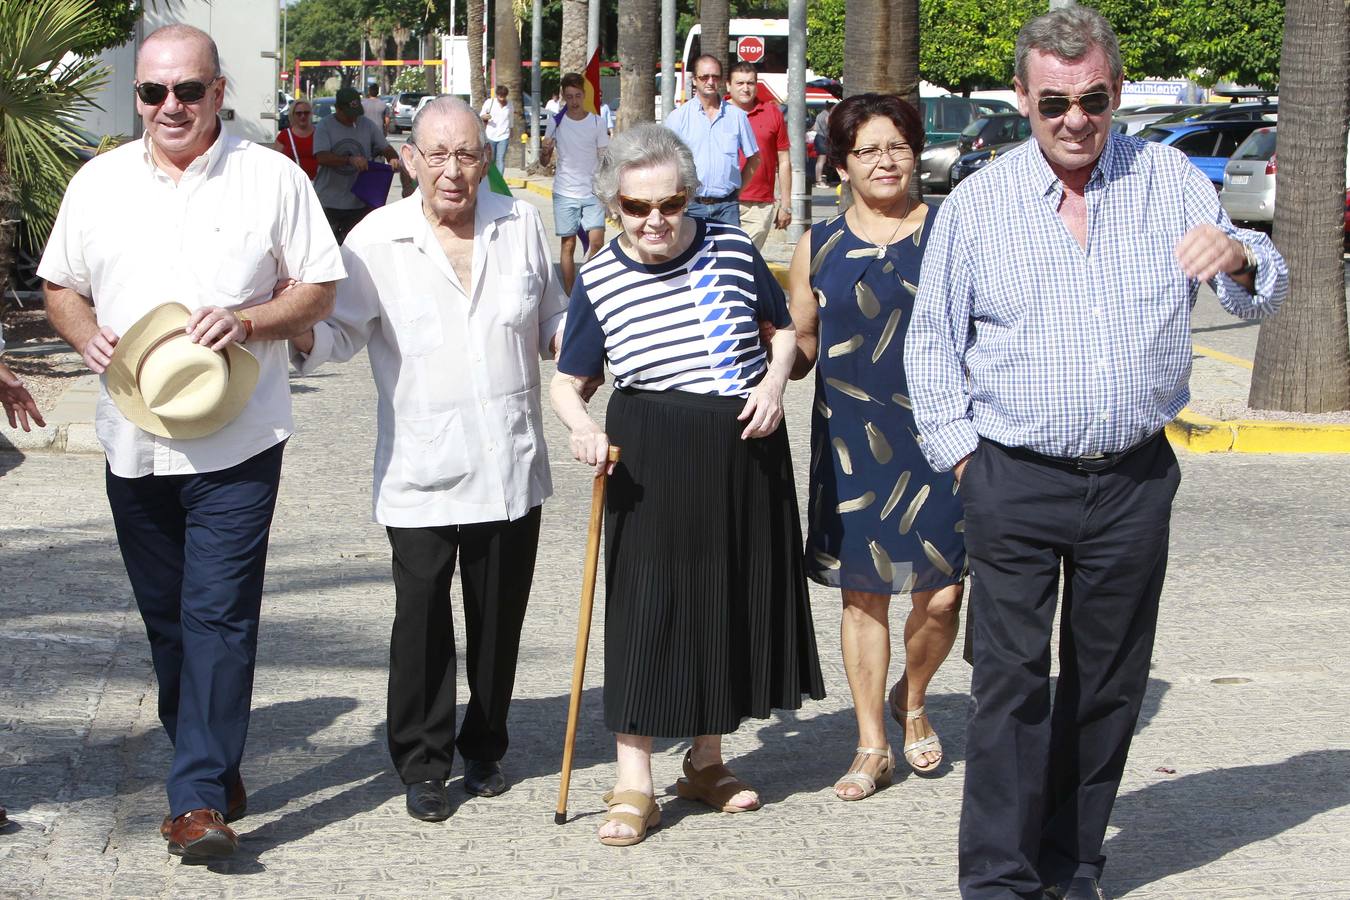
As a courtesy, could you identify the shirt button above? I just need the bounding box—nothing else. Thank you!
[1100,413,1109,422]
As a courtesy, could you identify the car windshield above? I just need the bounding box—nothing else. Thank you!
[1233,128,1277,160]
[960,119,987,138]
[1138,127,1172,143]
[1154,105,1221,124]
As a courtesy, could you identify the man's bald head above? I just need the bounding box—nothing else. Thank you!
[410,96,488,148]
[137,24,221,79]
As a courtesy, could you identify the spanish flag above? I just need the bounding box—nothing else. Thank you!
[583,48,602,116]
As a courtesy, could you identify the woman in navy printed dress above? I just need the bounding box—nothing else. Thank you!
[787,94,966,800]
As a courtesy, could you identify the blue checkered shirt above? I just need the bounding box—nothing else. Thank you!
[905,133,1288,472]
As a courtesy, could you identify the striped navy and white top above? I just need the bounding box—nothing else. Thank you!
[557,219,791,397]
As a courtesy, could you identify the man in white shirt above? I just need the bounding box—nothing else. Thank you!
[480,84,513,172]
[361,83,390,133]
[542,71,610,295]
[291,97,567,823]
[39,25,344,859]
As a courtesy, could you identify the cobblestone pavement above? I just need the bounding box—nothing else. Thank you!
[2,189,1349,899]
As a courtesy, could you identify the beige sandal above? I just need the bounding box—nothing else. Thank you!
[598,789,660,847]
[833,746,895,800]
[889,680,943,776]
[674,749,762,813]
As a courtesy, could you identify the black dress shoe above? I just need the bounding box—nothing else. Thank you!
[463,759,507,797]
[405,780,450,822]
[1048,877,1106,900]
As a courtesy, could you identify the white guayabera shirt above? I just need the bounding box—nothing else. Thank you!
[37,127,346,478]
[293,190,568,528]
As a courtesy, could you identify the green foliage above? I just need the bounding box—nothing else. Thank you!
[920,0,1038,92]
[73,0,143,56]
[806,0,844,79]
[0,0,109,248]
[1181,0,1283,88]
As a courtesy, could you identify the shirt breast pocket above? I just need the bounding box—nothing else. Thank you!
[210,230,274,303]
[497,272,535,329]
[719,131,741,163]
[389,290,444,357]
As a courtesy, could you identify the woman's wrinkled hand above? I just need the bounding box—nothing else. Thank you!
[737,376,786,440]
[570,424,613,476]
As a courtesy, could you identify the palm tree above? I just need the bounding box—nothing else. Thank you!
[701,0,729,73]
[1248,0,1350,412]
[468,0,486,110]
[616,0,657,130]
[843,0,894,94]
[0,0,107,300]
[494,0,524,167]
[560,0,588,76]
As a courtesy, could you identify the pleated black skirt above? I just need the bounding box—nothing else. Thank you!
[602,387,826,738]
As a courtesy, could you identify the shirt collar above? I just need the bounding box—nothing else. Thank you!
[141,119,233,180]
[1024,130,1119,198]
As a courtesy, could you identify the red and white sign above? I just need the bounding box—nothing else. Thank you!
[736,36,765,64]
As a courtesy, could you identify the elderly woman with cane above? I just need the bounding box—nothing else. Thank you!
[550,123,825,847]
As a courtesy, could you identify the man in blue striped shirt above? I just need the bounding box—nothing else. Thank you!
[905,8,1287,900]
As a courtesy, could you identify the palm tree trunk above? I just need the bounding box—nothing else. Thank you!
[560,0,588,76]
[1248,0,1350,412]
[891,0,922,207]
[701,0,729,73]
[495,0,525,168]
[0,147,15,304]
[844,0,892,95]
[468,0,487,110]
[617,0,657,130]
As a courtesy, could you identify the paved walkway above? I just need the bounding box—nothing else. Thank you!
[3,187,1350,899]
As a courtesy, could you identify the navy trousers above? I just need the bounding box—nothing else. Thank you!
[106,441,284,817]
[957,433,1180,899]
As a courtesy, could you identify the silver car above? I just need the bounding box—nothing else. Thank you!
[1220,127,1277,226]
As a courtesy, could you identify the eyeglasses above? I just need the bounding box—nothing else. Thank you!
[1036,91,1112,118]
[134,77,220,105]
[410,143,485,169]
[692,73,721,82]
[617,191,689,217]
[849,143,914,166]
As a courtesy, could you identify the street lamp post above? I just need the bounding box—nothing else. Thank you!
[787,0,808,241]
[531,0,541,163]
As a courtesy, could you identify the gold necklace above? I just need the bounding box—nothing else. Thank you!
[855,201,913,259]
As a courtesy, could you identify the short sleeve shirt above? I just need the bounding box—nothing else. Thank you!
[481,98,513,142]
[556,219,789,397]
[544,111,609,199]
[313,115,389,209]
[663,100,759,197]
[740,100,789,203]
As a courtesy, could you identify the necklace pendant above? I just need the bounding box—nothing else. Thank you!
[875,244,886,259]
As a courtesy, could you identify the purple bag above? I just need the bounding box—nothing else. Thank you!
[352,161,395,208]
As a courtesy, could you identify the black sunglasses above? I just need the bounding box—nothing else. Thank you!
[617,191,688,217]
[1036,91,1112,118]
[135,77,219,106]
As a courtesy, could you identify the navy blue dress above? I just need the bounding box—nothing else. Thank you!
[804,208,967,594]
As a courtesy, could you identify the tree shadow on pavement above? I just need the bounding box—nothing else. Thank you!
[1106,750,1350,896]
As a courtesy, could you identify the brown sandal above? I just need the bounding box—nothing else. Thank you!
[674,749,761,813]
[598,790,660,847]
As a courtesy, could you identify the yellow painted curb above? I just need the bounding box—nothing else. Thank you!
[1168,407,1350,454]
[768,262,790,292]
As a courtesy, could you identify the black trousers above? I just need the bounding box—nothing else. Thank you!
[957,434,1180,899]
[385,506,541,785]
[106,441,284,817]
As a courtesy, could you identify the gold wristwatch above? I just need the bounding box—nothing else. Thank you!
[1232,242,1258,277]
[237,311,254,341]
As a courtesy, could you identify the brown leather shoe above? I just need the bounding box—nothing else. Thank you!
[160,775,246,840]
[165,809,237,858]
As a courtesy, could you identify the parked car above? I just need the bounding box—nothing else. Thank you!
[919,139,961,194]
[1154,100,1277,126]
[949,145,1006,190]
[1137,121,1268,187]
[311,97,336,122]
[391,91,430,132]
[1219,126,1278,226]
[958,113,1031,154]
[1112,109,1178,135]
[921,95,980,144]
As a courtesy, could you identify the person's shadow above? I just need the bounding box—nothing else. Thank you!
[1105,749,1350,895]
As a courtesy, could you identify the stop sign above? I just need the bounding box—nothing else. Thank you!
[736,36,765,64]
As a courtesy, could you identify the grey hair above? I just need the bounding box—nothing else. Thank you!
[139,25,221,78]
[593,123,700,213]
[411,95,489,149]
[1014,6,1122,86]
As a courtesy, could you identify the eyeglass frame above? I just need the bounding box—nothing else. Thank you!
[692,73,722,83]
[134,77,222,106]
[616,191,689,218]
[1035,90,1114,119]
[848,142,915,167]
[408,142,487,170]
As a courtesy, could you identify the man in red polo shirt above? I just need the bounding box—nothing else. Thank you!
[728,62,791,248]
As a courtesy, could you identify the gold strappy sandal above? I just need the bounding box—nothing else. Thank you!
[833,745,895,800]
[889,680,943,776]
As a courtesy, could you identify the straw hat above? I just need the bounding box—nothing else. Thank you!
[106,303,259,440]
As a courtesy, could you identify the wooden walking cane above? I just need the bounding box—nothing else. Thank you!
[555,444,621,825]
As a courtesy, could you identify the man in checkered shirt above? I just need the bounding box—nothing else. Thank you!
[905,8,1287,900]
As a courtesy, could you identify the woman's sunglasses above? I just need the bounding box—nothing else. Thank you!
[1036,91,1112,118]
[617,192,688,217]
[134,77,220,106]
